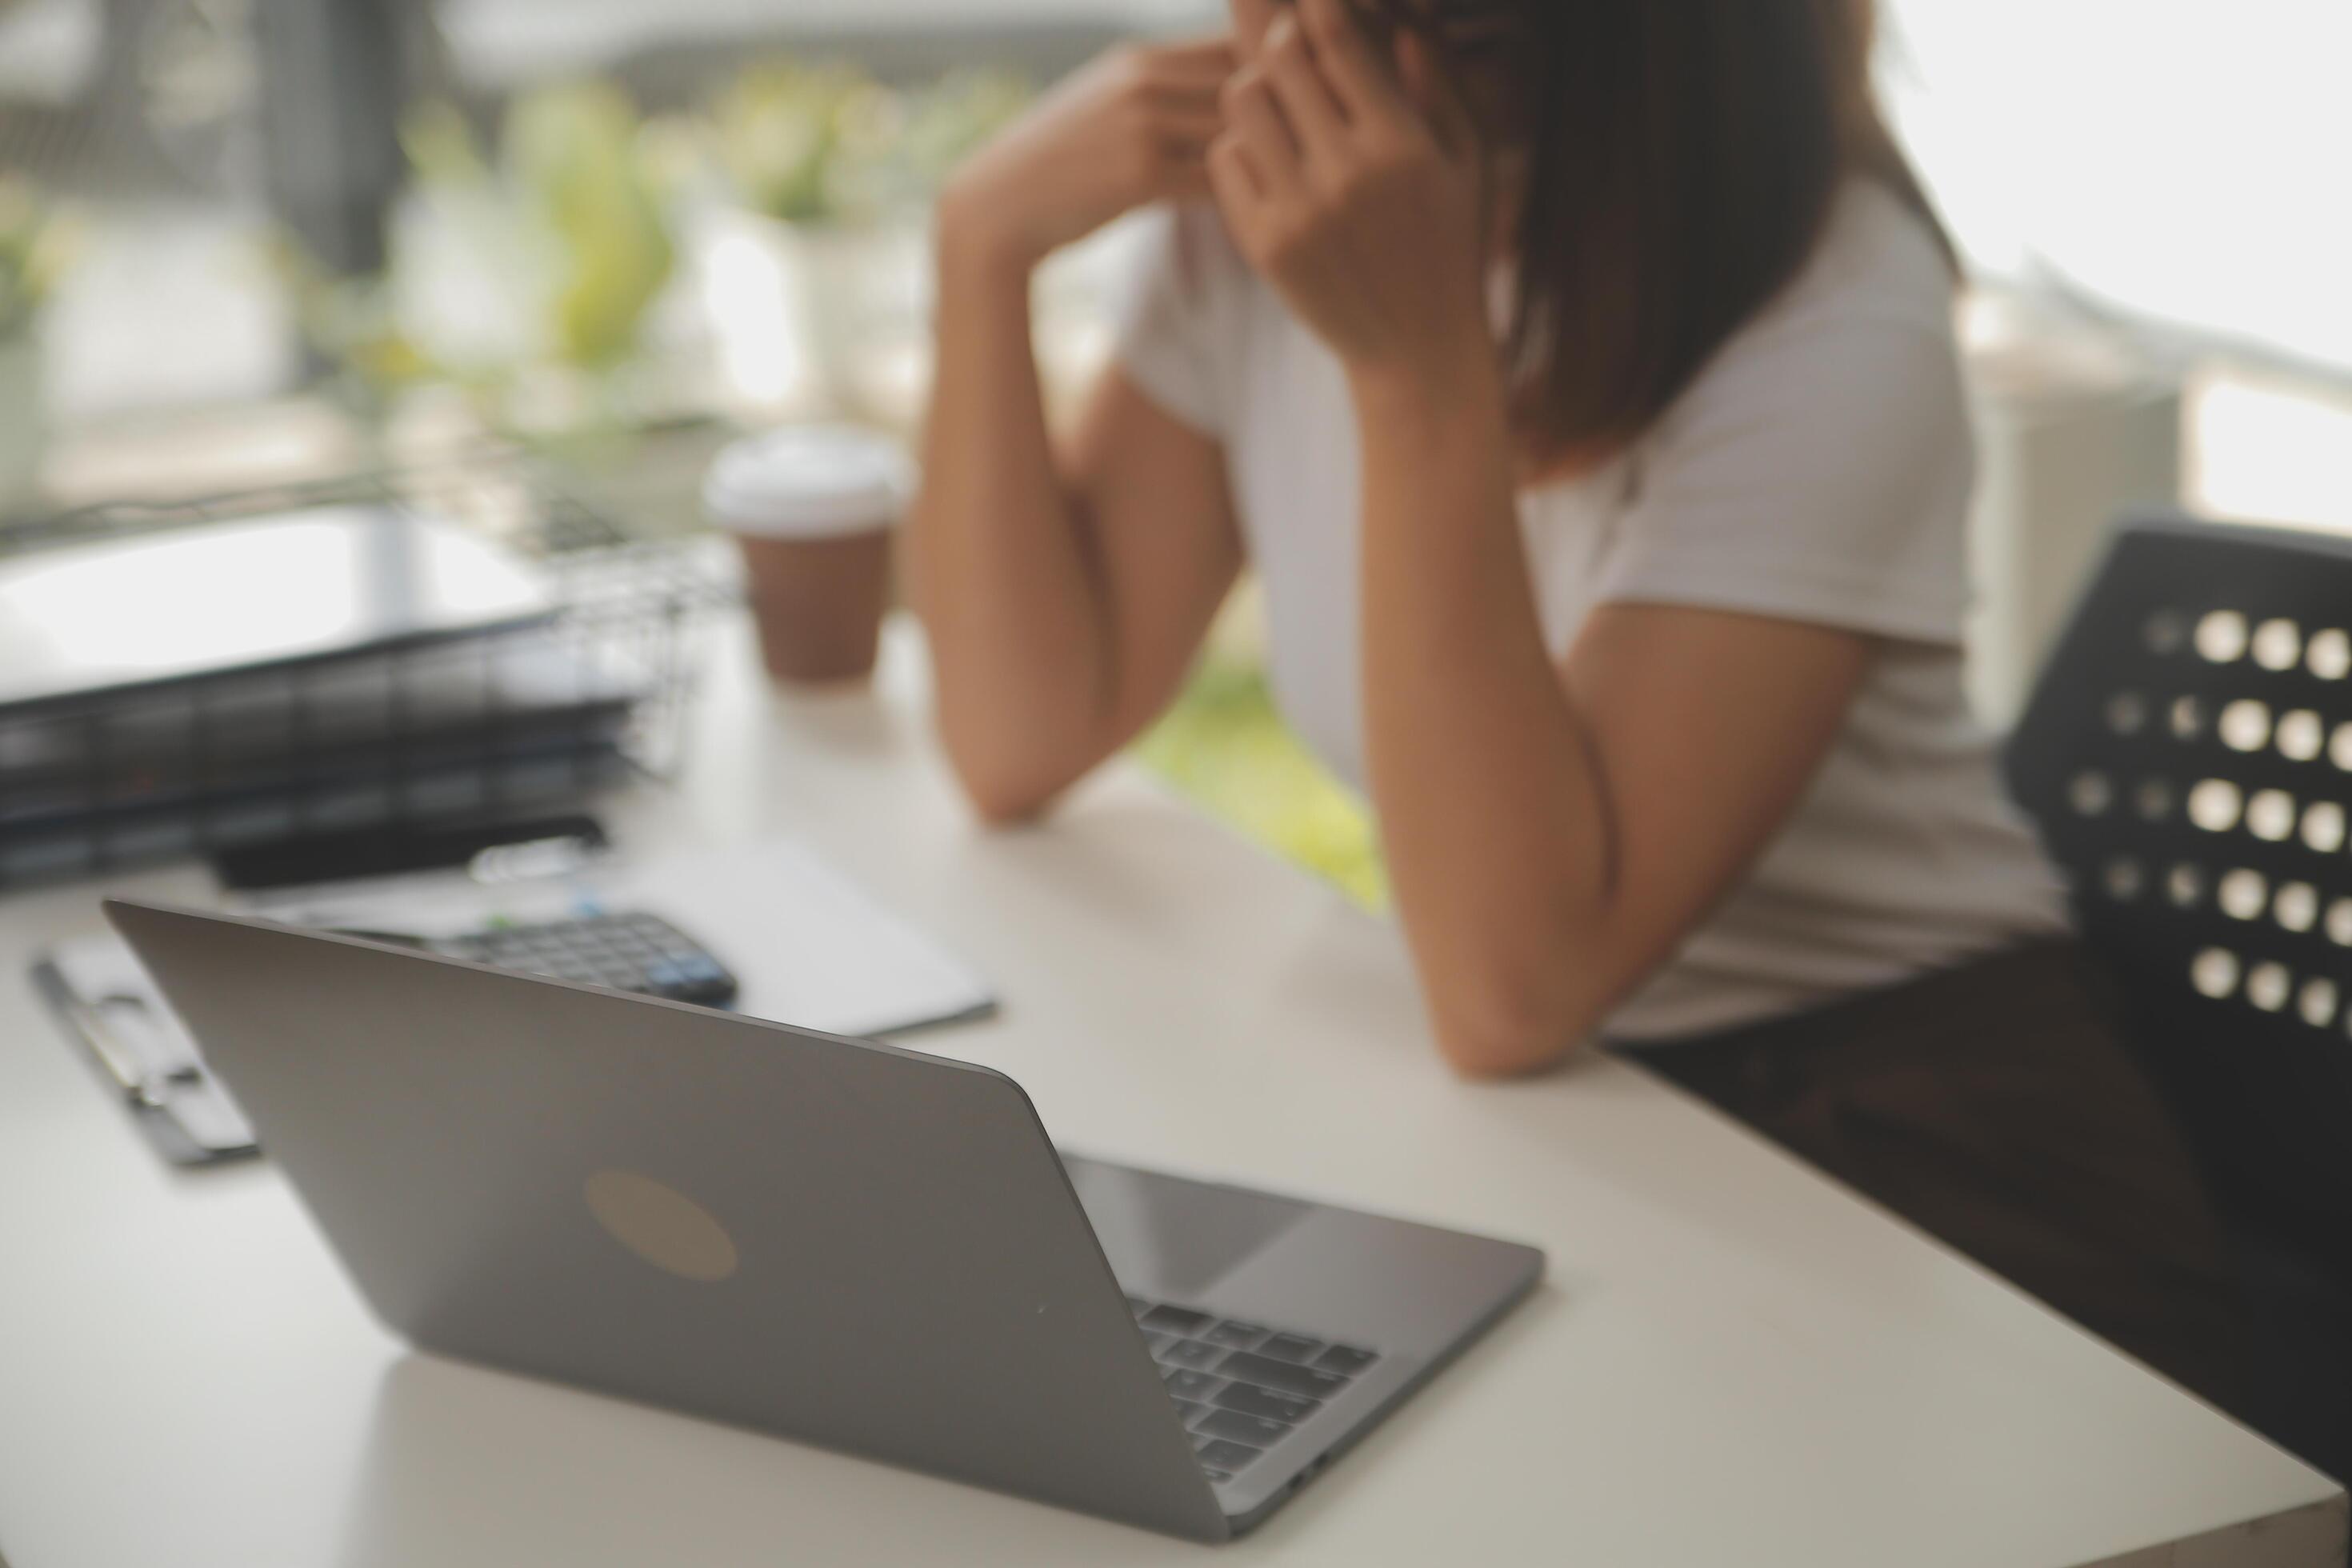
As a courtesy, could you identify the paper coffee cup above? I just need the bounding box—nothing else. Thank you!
[703,424,916,685]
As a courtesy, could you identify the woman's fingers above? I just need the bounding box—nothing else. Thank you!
[1294,0,1407,118]
[1394,31,1475,158]
[1150,96,1231,150]
[1221,69,1305,192]
[1142,34,1242,85]
[1258,14,1350,165]
[1206,130,1268,219]
[1124,34,1242,99]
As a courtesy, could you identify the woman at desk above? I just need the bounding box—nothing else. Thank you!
[910,0,2238,1413]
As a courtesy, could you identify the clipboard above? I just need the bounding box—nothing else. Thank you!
[33,942,263,1163]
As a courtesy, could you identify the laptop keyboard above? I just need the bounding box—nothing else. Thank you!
[1126,1298,1382,1486]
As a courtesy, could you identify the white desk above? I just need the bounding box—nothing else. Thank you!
[0,618,2342,1567]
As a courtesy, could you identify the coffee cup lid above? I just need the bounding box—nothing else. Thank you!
[702,423,918,539]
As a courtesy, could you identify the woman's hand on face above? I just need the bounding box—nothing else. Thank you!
[939,37,1238,276]
[1209,0,1491,390]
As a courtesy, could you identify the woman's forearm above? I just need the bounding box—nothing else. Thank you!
[910,215,1122,820]
[1190,0,1878,1074]
[910,37,1240,821]
[1351,360,1619,1074]
[1200,0,1618,1066]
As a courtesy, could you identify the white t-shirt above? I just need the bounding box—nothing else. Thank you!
[1114,179,2071,1042]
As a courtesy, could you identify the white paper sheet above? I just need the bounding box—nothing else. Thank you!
[42,835,997,1143]
[236,835,996,1040]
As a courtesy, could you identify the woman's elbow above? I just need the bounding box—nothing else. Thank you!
[948,756,1060,827]
[933,710,1064,826]
[1425,973,1598,1079]
[1432,1025,1583,1081]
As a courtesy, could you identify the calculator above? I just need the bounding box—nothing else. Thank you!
[431,911,739,1007]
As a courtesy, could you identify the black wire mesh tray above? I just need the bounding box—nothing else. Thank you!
[0,458,728,889]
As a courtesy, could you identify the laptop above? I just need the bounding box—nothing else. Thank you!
[104,898,1542,1543]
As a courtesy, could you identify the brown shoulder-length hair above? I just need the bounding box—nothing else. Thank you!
[1353,0,1954,458]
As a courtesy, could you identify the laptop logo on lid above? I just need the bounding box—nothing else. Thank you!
[583,1169,741,1283]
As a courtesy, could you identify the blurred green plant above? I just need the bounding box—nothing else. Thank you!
[710,59,1030,225]
[289,81,679,410]
[893,69,1035,198]
[277,239,434,400]
[288,61,1027,415]
[402,83,678,371]
[1137,651,1389,910]
[712,60,887,224]
[504,83,678,369]
[0,177,74,340]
